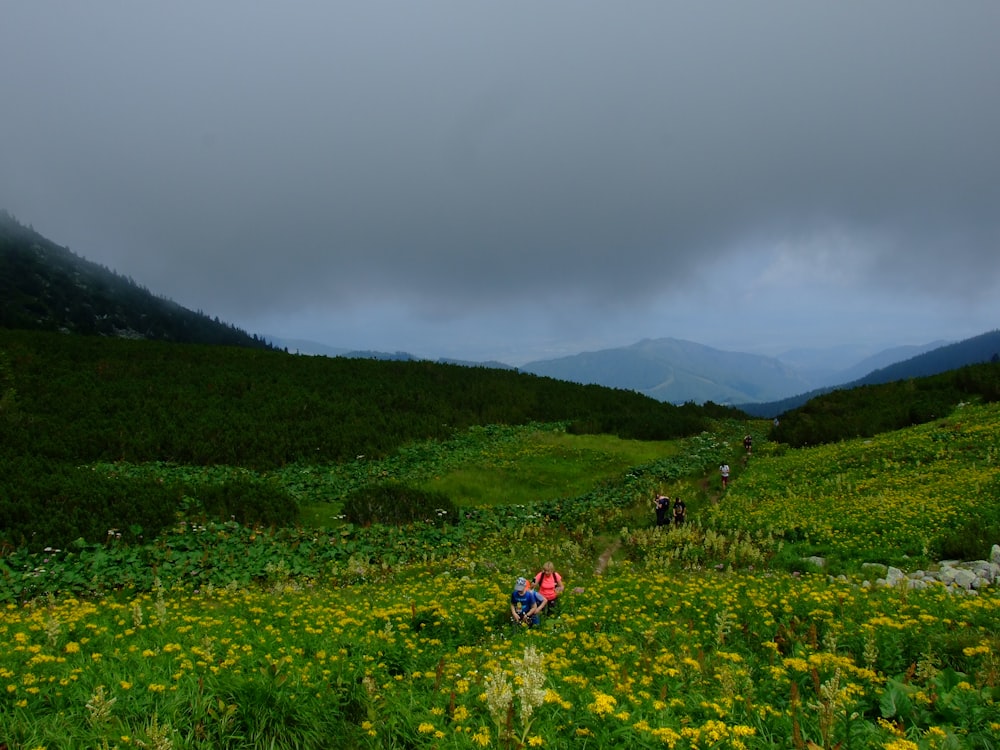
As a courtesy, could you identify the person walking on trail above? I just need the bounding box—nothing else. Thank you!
[720,463,730,489]
[654,494,671,527]
[672,497,686,526]
[744,434,753,454]
[510,576,547,627]
[533,561,565,614]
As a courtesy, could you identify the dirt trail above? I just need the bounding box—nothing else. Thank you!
[594,539,621,576]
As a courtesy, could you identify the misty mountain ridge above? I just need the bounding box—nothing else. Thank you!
[0,211,274,349]
[270,332,966,406]
[268,337,351,358]
[775,341,949,387]
[519,333,1000,408]
[522,338,816,404]
[741,329,1000,417]
[268,336,516,370]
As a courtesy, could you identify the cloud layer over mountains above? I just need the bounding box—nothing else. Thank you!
[2,3,998,362]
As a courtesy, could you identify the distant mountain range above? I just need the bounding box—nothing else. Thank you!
[520,333,999,411]
[3,209,996,411]
[267,337,516,370]
[274,334,984,408]
[521,338,814,404]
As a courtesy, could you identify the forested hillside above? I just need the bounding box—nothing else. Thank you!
[0,329,734,468]
[0,329,743,549]
[852,328,1000,384]
[771,360,1000,447]
[741,329,1000,417]
[0,211,273,349]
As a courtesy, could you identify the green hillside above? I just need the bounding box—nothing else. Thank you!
[0,328,740,549]
[741,330,1000,418]
[770,361,1000,448]
[2,328,1000,748]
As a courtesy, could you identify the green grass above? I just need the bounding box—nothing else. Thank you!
[294,428,682,521]
[419,431,678,507]
[296,502,344,528]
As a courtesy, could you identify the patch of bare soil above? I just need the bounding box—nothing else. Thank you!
[595,539,621,576]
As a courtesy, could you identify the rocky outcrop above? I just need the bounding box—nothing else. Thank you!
[820,544,1000,595]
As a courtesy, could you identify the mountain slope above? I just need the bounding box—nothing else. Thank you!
[853,330,1000,385]
[521,337,814,404]
[794,340,949,387]
[0,211,273,349]
[740,329,1000,417]
[826,342,947,384]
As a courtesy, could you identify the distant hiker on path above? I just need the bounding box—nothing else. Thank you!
[533,561,565,614]
[744,435,753,454]
[654,494,671,527]
[510,576,547,627]
[720,463,730,489]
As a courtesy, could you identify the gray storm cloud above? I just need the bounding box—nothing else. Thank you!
[1,2,998,357]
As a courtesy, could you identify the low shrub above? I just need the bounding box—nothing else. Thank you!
[0,453,182,550]
[0,453,298,551]
[184,475,299,527]
[342,484,456,527]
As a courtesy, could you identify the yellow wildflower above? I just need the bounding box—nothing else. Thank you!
[588,691,617,716]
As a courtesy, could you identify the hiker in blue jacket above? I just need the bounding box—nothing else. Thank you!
[510,576,547,626]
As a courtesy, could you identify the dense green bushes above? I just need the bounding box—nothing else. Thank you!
[567,399,727,440]
[177,475,299,528]
[0,454,180,549]
[342,484,457,527]
[0,452,298,551]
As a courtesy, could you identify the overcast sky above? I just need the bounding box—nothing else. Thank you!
[2,2,998,364]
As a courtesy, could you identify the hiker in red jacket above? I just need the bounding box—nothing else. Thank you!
[533,561,565,615]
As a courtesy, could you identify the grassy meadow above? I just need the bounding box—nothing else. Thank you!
[2,405,1000,748]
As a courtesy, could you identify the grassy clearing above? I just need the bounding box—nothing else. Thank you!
[292,427,682,523]
[420,431,679,507]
